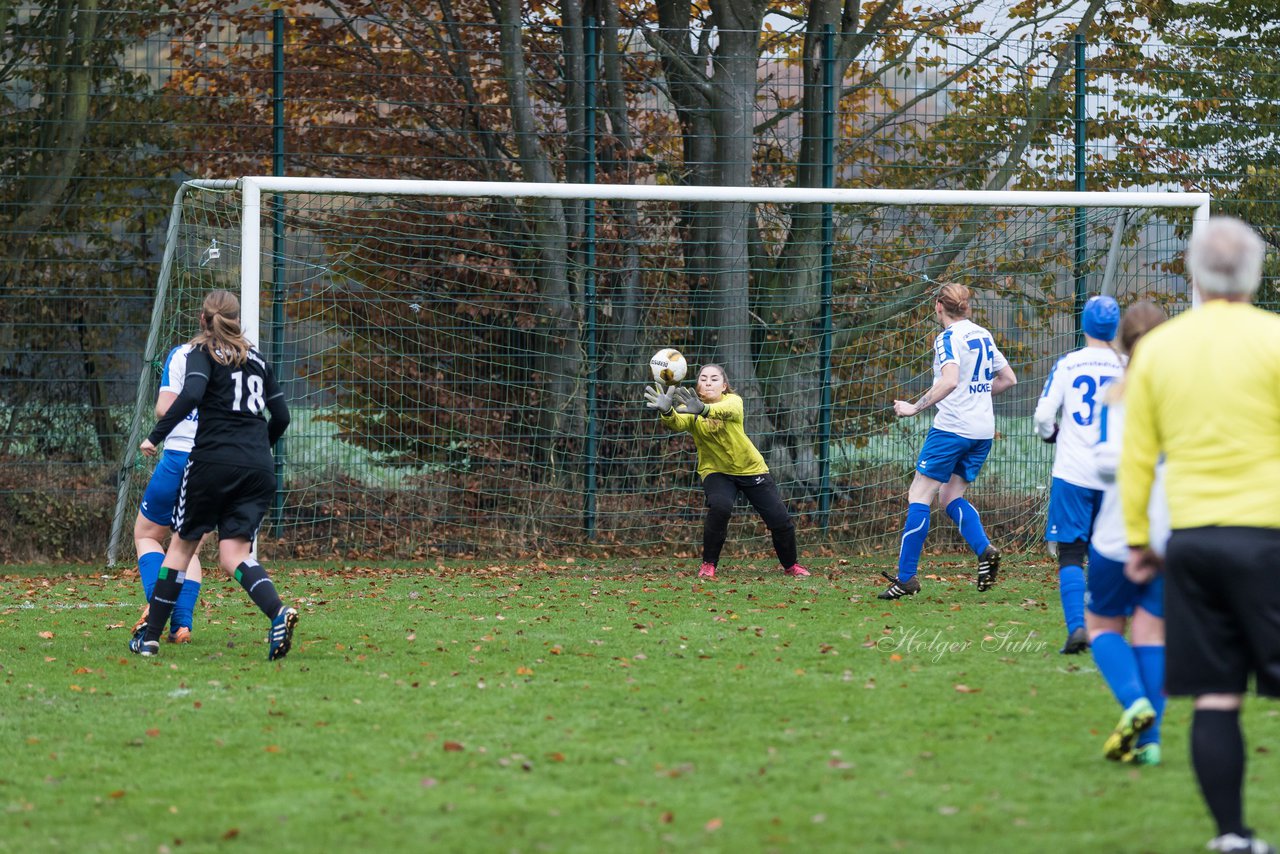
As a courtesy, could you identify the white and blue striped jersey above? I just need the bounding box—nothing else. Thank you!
[1033,346,1124,490]
[158,344,199,454]
[931,319,1008,440]
[1090,398,1170,561]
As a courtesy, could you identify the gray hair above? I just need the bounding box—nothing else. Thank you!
[1186,217,1266,298]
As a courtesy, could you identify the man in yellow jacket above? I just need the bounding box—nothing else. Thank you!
[1121,217,1280,854]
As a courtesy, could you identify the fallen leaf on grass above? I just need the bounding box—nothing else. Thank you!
[443,741,465,752]
[704,818,722,832]
[38,631,53,639]
[954,684,980,693]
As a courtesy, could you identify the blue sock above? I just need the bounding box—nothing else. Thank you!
[1058,565,1086,634]
[138,551,163,601]
[896,502,931,582]
[944,497,991,556]
[170,579,201,632]
[1134,645,1166,746]
[1090,632,1145,709]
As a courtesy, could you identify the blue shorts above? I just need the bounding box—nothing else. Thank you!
[1085,546,1165,618]
[139,450,191,527]
[915,428,992,484]
[1045,478,1103,543]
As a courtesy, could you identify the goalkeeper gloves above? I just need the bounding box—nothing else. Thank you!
[673,387,705,416]
[643,383,676,414]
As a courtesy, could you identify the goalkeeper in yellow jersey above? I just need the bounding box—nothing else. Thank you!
[644,363,809,581]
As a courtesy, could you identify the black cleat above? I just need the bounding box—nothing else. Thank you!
[976,546,1001,592]
[877,572,921,600]
[129,626,159,657]
[1059,626,1089,655]
[268,607,299,661]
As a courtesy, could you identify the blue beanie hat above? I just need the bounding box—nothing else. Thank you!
[1082,295,1120,341]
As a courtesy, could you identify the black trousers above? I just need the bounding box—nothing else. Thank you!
[701,472,796,568]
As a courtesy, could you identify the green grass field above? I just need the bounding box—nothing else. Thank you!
[3,555,1276,853]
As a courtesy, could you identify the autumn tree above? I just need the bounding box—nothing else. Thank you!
[1,2,178,461]
[638,0,1112,486]
[160,0,1198,502]
[1109,0,1280,307]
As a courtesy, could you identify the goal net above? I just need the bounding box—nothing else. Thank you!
[108,179,1209,564]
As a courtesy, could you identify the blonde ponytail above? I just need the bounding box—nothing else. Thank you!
[190,289,251,366]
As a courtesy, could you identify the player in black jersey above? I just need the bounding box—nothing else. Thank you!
[129,289,297,661]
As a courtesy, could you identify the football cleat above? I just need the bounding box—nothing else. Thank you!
[168,626,191,644]
[1059,626,1090,655]
[1104,697,1157,761]
[877,572,921,600]
[129,627,159,657]
[698,562,716,579]
[1124,743,1161,766]
[976,546,1000,592]
[784,564,810,577]
[1206,834,1276,854]
[268,607,299,661]
[132,603,150,634]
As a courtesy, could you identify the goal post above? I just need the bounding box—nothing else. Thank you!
[108,178,1209,565]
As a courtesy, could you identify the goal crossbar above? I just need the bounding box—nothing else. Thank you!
[227,176,1211,208]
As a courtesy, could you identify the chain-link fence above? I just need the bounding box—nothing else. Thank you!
[2,5,1276,561]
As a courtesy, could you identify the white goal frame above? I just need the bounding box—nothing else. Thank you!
[108,178,1210,565]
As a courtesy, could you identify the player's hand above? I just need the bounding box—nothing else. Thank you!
[893,399,918,418]
[673,386,705,416]
[140,438,158,457]
[643,383,675,414]
[1042,423,1059,444]
[1124,547,1162,584]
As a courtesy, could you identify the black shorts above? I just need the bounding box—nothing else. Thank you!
[702,472,793,531]
[174,459,276,542]
[1164,526,1280,698]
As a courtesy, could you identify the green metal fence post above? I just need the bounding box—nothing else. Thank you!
[818,25,836,530]
[270,9,287,528]
[1073,33,1087,346]
[583,17,599,539]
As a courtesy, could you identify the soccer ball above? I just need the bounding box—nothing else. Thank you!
[649,348,688,385]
